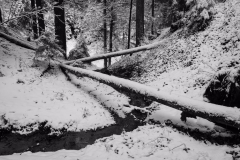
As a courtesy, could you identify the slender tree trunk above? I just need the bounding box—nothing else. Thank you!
[54,0,67,59]
[122,26,125,47]
[151,0,154,35]
[103,0,108,68]
[127,0,133,49]
[66,19,75,39]
[36,0,45,36]
[109,5,115,66]
[0,8,2,23]
[31,0,38,39]
[136,0,144,47]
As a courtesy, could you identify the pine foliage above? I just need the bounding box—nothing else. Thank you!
[34,32,65,61]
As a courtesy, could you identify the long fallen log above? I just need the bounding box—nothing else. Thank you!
[0,31,37,50]
[64,41,165,65]
[60,63,240,130]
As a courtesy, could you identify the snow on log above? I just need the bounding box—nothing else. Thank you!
[60,63,240,129]
[64,41,164,65]
[0,31,37,50]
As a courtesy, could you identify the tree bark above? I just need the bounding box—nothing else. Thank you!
[36,0,45,36]
[151,0,155,35]
[54,0,67,59]
[0,31,37,50]
[60,64,240,130]
[109,5,115,66]
[31,0,38,39]
[136,0,144,47]
[0,8,3,23]
[66,19,75,39]
[64,41,164,64]
[127,0,133,49]
[103,0,108,68]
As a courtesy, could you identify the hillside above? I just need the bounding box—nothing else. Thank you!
[0,0,240,160]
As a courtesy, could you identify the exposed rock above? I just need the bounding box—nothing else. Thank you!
[17,79,25,84]
[0,71,4,77]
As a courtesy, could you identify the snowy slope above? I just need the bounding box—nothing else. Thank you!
[128,0,240,131]
[0,37,114,133]
[1,0,240,159]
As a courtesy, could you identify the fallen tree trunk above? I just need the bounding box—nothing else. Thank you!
[0,31,37,50]
[60,63,240,130]
[64,41,165,65]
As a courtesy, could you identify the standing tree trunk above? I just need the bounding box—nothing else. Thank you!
[54,0,67,59]
[66,19,76,39]
[31,0,38,39]
[122,26,125,48]
[136,0,144,47]
[151,0,155,35]
[0,8,3,23]
[36,0,45,36]
[127,0,133,50]
[109,4,115,66]
[103,0,108,68]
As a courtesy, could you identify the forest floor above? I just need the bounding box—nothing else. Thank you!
[1,0,240,159]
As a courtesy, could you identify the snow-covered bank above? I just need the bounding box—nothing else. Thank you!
[0,37,114,133]
[0,125,236,160]
[1,0,240,159]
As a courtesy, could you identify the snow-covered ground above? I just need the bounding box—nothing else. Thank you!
[0,124,237,160]
[1,0,240,159]
[0,37,115,133]
[66,38,121,68]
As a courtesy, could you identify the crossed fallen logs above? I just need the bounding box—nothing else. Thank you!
[2,31,240,130]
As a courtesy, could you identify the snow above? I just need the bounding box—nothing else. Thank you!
[67,73,131,118]
[0,37,114,133]
[66,38,77,57]
[0,125,234,160]
[66,38,121,68]
[62,64,240,127]
[1,0,240,159]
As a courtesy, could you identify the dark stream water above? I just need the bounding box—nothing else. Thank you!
[0,110,147,155]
